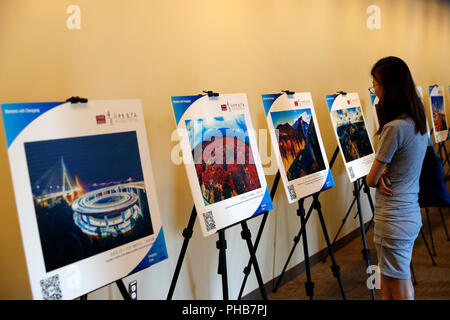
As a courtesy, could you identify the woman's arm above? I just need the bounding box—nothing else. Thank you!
[366,159,393,196]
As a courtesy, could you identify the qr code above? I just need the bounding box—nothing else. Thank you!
[40,274,63,300]
[348,167,355,179]
[287,185,297,201]
[203,211,216,232]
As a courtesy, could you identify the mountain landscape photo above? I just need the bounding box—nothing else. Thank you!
[331,107,374,162]
[271,109,326,181]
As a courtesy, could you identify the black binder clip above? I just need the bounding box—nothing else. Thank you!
[203,91,219,97]
[282,90,295,96]
[431,84,439,88]
[66,96,88,104]
[337,91,347,96]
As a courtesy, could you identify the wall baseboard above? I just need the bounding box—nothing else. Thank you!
[242,221,372,300]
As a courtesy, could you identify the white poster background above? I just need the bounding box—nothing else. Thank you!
[265,92,333,203]
[173,93,272,237]
[327,93,375,182]
[4,100,166,300]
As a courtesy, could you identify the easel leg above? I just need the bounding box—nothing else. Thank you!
[240,221,268,300]
[116,280,131,300]
[237,211,268,300]
[167,207,197,300]
[438,143,445,163]
[313,194,346,300]
[238,172,281,299]
[425,208,437,256]
[272,203,314,293]
[298,198,314,300]
[438,207,450,241]
[361,178,375,232]
[441,142,450,170]
[420,227,437,266]
[324,180,362,263]
[322,197,356,263]
[354,180,376,300]
[217,229,229,300]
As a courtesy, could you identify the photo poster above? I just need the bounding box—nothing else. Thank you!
[171,93,273,237]
[1,100,168,300]
[326,92,375,182]
[262,92,334,203]
[429,85,448,144]
[416,86,433,145]
[369,91,380,132]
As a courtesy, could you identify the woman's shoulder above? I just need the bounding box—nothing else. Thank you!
[386,116,414,130]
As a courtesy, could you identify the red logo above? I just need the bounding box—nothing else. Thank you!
[96,115,106,124]
[294,101,299,106]
[221,104,227,111]
[347,100,351,105]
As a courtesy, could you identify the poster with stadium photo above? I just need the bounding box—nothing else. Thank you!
[172,93,273,237]
[1,100,168,300]
[429,85,448,144]
[326,92,375,182]
[262,92,334,203]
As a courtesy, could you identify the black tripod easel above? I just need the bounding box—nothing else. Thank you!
[437,141,450,173]
[238,91,346,300]
[166,204,271,300]
[167,90,270,300]
[420,129,450,259]
[66,96,132,301]
[267,146,346,300]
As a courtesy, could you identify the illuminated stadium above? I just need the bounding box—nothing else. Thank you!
[25,132,154,272]
[72,183,146,238]
[29,155,148,239]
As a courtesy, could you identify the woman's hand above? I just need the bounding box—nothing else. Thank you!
[377,170,393,196]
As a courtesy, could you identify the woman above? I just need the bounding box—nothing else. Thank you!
[366,56,428,300]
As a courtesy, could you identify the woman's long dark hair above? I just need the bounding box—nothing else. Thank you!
[371,56,427,135]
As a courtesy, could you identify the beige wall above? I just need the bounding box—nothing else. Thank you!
[0,0,449,299]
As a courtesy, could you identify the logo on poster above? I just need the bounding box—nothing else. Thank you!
[226,101,246,112]
[96,115,106,124]
[221,104,228,111]
[97,110,138,125]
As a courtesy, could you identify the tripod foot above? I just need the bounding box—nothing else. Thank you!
[305,282,315,299]
[330,265,341,278]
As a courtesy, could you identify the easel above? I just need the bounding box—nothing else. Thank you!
[237,90,347,299]
[422,129,450,259]
[66,96,132,301]
[166,91,269,300]
[239,91,347,300]
[437,141,450,173]
[268,147,346,300]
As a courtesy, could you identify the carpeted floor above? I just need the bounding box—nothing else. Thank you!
[269,207,450,300]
